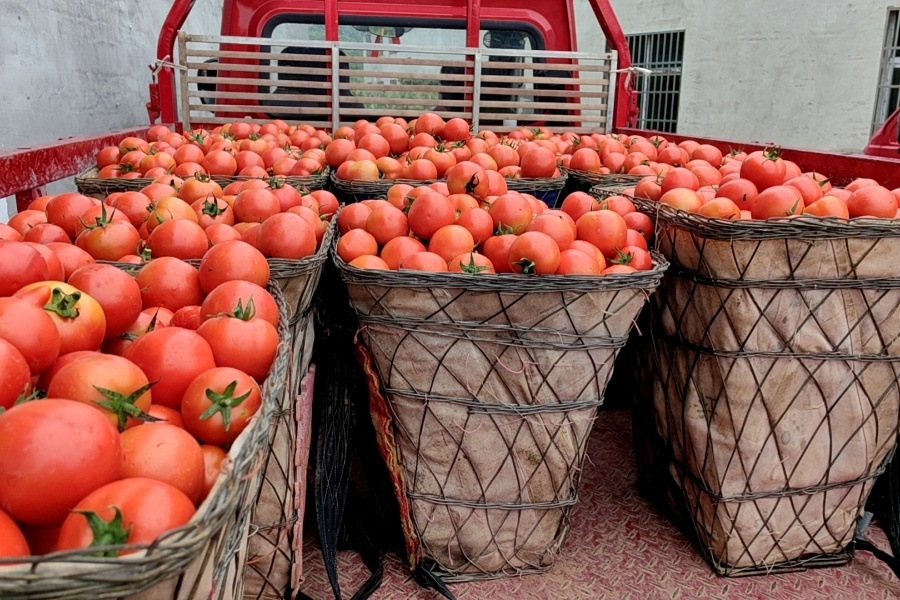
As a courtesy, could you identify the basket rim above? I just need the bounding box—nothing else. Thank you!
[632,196,900,240]
[330,170,569,193]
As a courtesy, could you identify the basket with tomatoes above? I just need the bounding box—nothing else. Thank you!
[330,173,667,579]
[75,121,331,199]
[616,140,900,576]
[326,114,569,205]
[0,246,292,599]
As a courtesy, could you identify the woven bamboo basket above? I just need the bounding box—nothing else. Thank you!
[560,168,643,193]
[75,168,329,200]
[631,197,900,576]
[0,282,292,600]
[504,173,568,206]
[335,250,668,581]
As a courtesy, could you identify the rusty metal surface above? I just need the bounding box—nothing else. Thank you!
[298,409,900,600]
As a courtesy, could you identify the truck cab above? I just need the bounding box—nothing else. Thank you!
[865,107,900,159]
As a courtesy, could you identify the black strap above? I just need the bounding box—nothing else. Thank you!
[413,561,458,600]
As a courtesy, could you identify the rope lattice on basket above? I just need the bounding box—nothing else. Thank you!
[561,168,643,192]
[336,253,667,580]
[0,283,293,600]
[631,200,900,576]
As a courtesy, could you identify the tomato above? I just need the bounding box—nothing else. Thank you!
[698,198,742,221]
[555,248,603,275]
[481,234,517,274]
[337,229,379,264]
[96,146,123,169]
[325,138,356,168]
[135,257,203,313]
[172,305,202,330]
[715,178,759,211]
[568,148,602,172]
[232,188,280,224]
[740,149,787,190]
[67,264,143,340]
[75,220,143,262]
[783,175,824,207]
[197,310,279,382]
[125,327,216,409]
[484,170,509,197]
[200,280,278,328]
[455,207,494,247]
[179,176,223,204]
[804,196,850,219]
[365,206,409,247]
[147,404,185,428]
[147,219,209,260]
[337,203,373,234]
[103,308,170,357]
[846,185,897,219]
[442,118,471,142]
[560,192,602,223]
[0,338,31,410]
[519,147,557,179]
[659,188,704,213]
[0,224,21,241]
[192,197,235,229]
[0,506,31,559]
[199,445,227,503]
[21,243,63,283]
[121,424,204,504]
[428,225,476,263]
[447,252,495,274]
[200,150,237,176]
[576,210,628,259]
[407,192,457,240]
[751,185,804,220]
[446,162,490,198]
[612,246,653,271]
[660,167,701,193]
[182,367,263,446]
[348,255,389,269]
[309,190,339,218]
[602,264,637,275]
[16,282,106,355]
[526,213,575,251]
[256,213,317,259]
[489,193,534,234]
[206,223,242,246]
[45,193,101,241]
[508,231,560,275]
[56,478,195,555]
[379,237,427,270]
[0,241,50,296]
[0,399,122,526]
[8,209,48,237]
[148,197,198,232]
[399,252,448,272]
[199,240,271,294]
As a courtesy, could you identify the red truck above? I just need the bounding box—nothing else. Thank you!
[2,0,898,209]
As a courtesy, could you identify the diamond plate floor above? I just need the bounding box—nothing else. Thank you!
[297,410,900,600]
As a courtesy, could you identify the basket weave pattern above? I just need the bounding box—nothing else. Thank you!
[337,257,667,580]
[634,197,900,575]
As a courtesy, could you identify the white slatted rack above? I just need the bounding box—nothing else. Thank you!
[177,33,617,133]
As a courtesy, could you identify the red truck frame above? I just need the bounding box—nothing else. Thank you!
[1,0,898,210]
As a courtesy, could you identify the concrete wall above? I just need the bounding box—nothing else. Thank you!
[574,0,893,153]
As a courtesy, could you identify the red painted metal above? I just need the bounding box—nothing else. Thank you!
[324,0,339,41]
[0,127,152,204]
[864,108,900,159]
[466,0,481,48]
[154,0,198,125]
[617,127,900,189]
[584,0,637,130]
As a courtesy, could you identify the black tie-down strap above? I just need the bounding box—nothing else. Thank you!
[413,561,457,600]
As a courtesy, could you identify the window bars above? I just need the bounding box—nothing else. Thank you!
[625,31,684,134]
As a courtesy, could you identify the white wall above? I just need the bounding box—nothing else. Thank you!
[574,0,892,153]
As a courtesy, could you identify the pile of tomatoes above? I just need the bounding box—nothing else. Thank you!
[326,114,563,182]
[0,244,284,560]
[335,159,654,276]
[94,120,331,180]
[3,180,338,264]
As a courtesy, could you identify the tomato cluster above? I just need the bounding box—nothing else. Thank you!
[0,249,282,560]
[327,114,562,182]
[335,159,654,275]
[95,121,331,180]
[6,181,337,263]
[560,134,900,220]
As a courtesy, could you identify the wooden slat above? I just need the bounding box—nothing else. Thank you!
[338,55,475,68]
[478,88,608,99]
[478,100,606,110]
[189,103,336,116]
[480,74,610,86]
[187,75,332,89]
[191,91,336,103]
[348,82,473,94]
[188,116,332,126]
[185,61,333,77]
[335,69,469,82]
[347,96,465,108]
[480,112,608,124]
[480,60,610,73]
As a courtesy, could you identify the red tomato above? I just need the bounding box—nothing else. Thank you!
[750,185,804,220]
[147,219,210,260]
[446,162,490,198]
[0,507,30,558]
[398,252,446,272]
[102,308,171,357]
[56,478,195,555]
[0,296,61,374]
[172,305,202,330]
[199,445,227,503]
[0,241,50,296]
[0,399,122,526]
[45,193,101,241]
[121,424,205,504]
[613,246,653,271]
[125,327,217,409]
[67,264,143,340]
[233,188,281,223]
[47,354,153,431]
[22,242,65,282]
[526,213,576,251]
[0,338,31,410]
[45,242,96,280]
[559,192,601,223]
[519,147,557,178]
[455,207,494,247]
[489,193,534,234]
[75,220,142,262]
[256,213,318,259]
[507,231,560,275]
[555,248,603,275]
[481,234,518,274]
[846,185,898,219]
[7,209,48,237]
[136,257,204,313]
[182,367,263,446]
[428,225,475,263]
[36,350,102,391]
[147,404,185,428]
[16,282,106,355]
[197,310,279,383]
[447,252,495,274]
[406,192,457,241]
[200,280,278,328]
[575,210,628,259]
[740,149,787,190]
[198,241,270,295]
[22,223,70,245]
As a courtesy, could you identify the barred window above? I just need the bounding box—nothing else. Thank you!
[873,9,900,133]
[625,31,684,133]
